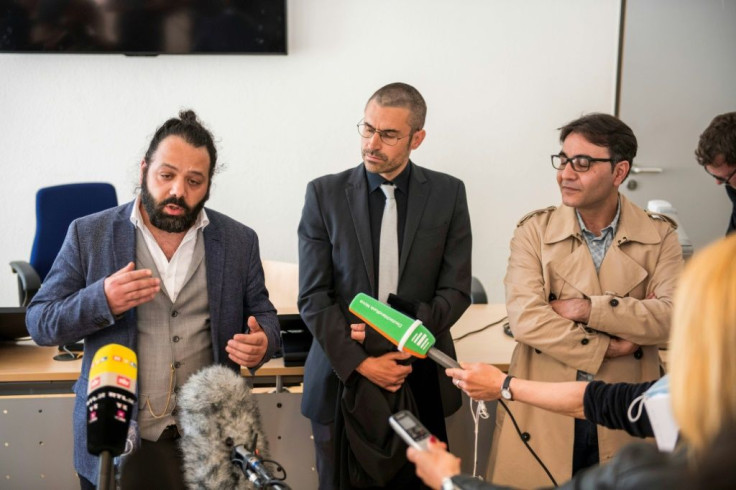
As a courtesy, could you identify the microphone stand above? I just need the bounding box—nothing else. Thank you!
[97,450,115,490]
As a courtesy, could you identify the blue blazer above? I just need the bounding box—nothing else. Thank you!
[26,201,281,482]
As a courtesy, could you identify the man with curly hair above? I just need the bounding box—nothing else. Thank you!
[695,112,736,234]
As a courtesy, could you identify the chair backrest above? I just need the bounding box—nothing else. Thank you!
[470,276,488,304]
[30,183,118,281]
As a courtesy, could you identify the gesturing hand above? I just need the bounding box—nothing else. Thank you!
[104,262,160,316]
[226,316,269,367]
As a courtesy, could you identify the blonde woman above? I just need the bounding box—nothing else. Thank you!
[409,234,736,489]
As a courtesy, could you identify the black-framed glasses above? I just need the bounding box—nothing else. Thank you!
[704,165,736,186]
[357,120,410,146]
[551,154,615,172]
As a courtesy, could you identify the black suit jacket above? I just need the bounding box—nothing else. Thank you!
[298,162,472,423]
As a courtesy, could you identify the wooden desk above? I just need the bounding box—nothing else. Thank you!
[451,304,514,371]
[1,304,513,384]
[0,339,82,383]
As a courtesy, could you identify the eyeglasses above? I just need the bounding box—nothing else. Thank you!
[704,165,736,186]
[357,120,410,146]
[551,154,615,172]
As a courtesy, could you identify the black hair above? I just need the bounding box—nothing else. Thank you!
[695,112,736,168]
[143,109,218,180]
[367,82,427,132]
[559,113,637,179]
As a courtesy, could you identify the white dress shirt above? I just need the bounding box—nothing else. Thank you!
[130,196,209,302]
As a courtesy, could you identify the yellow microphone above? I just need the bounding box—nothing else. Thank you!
[86,344,138,458]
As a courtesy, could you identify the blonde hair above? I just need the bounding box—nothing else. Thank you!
[670,234,736,454]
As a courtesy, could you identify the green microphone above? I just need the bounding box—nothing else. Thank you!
[348,293,460,369]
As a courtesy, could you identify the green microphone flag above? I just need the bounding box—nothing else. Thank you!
[348,293,460,369]
[349,292,433,357]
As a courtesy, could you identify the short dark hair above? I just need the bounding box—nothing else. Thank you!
[695,112,736,168]
[144,109,218,180]
[367,82,427,132]
[559,113,637,179]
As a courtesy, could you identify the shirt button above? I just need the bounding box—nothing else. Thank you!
[610,299,619,307]
[634,348,643,359]
[174,361,181,369]
[172,336,180,343]
[581,338,589,345]
[171,310,179,317]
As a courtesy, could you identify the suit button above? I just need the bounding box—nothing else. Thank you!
[171,310,179,318]
[548,293,557,301]
[172,336,180,343]
[581,338,589,345]
[610,299,619,307]
[634,347,643,359]
[534,348,542,354]
[174,361,181,369]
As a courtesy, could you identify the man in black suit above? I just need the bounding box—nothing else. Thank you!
[298,82,472,489]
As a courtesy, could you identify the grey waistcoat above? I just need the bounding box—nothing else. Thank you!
[135,228,213,441]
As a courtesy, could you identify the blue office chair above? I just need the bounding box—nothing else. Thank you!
[10,183,118,306]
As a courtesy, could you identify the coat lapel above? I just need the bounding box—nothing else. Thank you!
[598,195,658,295]
[598,245,648,295]
[550,245,602,297]
[345,166,375,293]
[400,163,429,282]
[546,205,602,296]
[112,202,137,272]
[203,212,224,348]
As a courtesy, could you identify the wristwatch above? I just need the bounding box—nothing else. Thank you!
[501,375,515,401]
[441,476,458,490]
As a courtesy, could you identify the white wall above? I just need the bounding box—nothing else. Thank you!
[0,0,621,307]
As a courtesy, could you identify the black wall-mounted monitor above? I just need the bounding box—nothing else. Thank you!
[0,0,287,55]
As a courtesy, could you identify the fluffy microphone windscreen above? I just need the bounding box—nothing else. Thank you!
[86,344,138,456]
[177,364,269,490]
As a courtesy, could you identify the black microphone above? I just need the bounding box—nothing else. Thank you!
[86,344,138,490]
[178,364,289,489]
[232,434,291,489]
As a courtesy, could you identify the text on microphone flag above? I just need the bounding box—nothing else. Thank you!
[348,293,436,358]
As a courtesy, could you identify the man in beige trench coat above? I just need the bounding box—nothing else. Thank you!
[487,113,683,488]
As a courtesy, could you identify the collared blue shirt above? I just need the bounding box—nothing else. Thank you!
[576,200,621,274]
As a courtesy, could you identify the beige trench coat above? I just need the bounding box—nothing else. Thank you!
[487,194,683,488]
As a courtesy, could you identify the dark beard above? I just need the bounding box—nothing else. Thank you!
[140,172,207,233]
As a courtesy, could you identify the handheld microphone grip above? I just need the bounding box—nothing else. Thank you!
[349,293,460,369]
[427,347,461,370]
